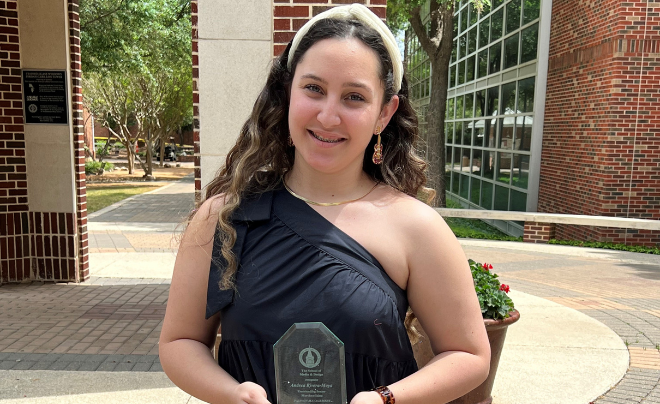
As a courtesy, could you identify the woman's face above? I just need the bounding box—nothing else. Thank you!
[288,37,398,175]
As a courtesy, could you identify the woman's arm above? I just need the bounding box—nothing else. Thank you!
[159,197,271,404]
[352,202,491,404]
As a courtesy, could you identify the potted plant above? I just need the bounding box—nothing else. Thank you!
[411,260,520,404]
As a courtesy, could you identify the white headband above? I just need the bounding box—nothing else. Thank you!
[286,3,403,93]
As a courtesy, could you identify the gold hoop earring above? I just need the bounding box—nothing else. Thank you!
[372,126,383,165]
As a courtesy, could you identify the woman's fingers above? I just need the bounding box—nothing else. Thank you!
[233,382,271,404]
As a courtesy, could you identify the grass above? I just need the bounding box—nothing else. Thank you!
[87,185,162,213]
[443,199,522,241]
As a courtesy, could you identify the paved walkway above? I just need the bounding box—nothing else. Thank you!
[0,175,658,403]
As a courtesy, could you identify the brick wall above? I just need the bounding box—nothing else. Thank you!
[539,0,660,246]
[192,0,200,201]
[273,0,387,57]
[0,0,28,282]
[1,0,86,284]
[69,0,88,281]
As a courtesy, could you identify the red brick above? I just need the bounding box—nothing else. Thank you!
[275,6,310,17]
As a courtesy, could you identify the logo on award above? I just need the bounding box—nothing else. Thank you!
[299,347,321,368]
[28,104,38,113]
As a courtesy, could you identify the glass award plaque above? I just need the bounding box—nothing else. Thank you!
[273,322,347,404]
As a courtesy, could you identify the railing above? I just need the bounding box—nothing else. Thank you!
[434,209,660,230]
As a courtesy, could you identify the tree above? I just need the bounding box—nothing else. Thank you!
[387,0,489,207]
[80,0,192,176]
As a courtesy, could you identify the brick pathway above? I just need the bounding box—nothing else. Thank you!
[464,243,660,403]
[1,175,659,402]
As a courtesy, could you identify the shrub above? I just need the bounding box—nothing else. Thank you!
[469,259,515,320]
[85,161,114,175]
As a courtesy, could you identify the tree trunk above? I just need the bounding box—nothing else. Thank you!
[159,140,165,168]
[144,129,154,179]
[127,144,134,174]
[409,2,454,207]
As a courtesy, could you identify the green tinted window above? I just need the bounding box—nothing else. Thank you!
[504,33,520,69]
[521,23,538,63]
[523,0,540,24]
[506,0,521,34]
[488,41,502,74]
[491,8,503,41]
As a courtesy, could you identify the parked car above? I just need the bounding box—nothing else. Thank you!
[156,145,177,162]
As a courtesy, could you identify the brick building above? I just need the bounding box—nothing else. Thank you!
[410,0,659,245]
[0,0,88,284]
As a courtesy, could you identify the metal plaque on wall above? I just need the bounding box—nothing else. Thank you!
[22,70,69,124]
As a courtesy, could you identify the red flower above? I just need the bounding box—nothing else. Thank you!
[482,263,493,271]
[500,284,510,293]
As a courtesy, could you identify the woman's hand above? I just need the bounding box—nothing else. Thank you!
[231,382,271,404]
[350,391,382,404]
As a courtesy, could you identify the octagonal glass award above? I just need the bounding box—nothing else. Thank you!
[273,322,346,404]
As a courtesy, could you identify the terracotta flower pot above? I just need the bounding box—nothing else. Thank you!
[411,310,521,404]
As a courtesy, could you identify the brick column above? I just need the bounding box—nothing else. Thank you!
[0,0,28,283]
[68,0,88,282]
[523,222,556,244]
[192,0,201,201]
[273,1,387,57]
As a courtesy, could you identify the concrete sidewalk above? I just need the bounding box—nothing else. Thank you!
[0,175,658,403]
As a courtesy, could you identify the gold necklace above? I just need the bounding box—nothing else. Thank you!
[283,179,379,207]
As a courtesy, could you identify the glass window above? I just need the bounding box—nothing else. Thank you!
[515,116,532,151]
[485,118,496,148]
[498,117,513,149]
[510,189,527,211]
[521,23,539,63]
[451,39,457,63]
[456,94,464,119]
[446,146,452,171]
[453,15,459,38]
[479,18,490,49]
[461,7,468,34]
[523,0,540,24]
[502,82,516,113]
[463,121,472,145]
[458,60,466,85]
[469,3,478,27]
[518,77,535,112]
[480,180,493,209]
[506,0,521,34]
[452,146,461,169]
[486,86,499,116]
[446,122,455,144]
[452,171,459,193]
[447,98,455,120]
[460,34,468,60]
[481,150,495,179]
[488,41,501,75]
[450,65,456,89]
[459,174,470,199]
[457,121,465,145]
[491,8,503,41]
[494,185,509,210]
[496,152,512,183]
[471,149,482,174]
[504,33,520,69]
[492,0,503,8]
[473,120,485,147]
[470,178,481,204]
[466,55,475,82]
[475,90,485,117]
[477,50,488,78]
[464,93,474,118]
[512,154,529,189]
[468,27,477,55]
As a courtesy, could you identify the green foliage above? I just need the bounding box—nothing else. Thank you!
[443,199,522,241]
[469,259,514,320]
[387,0,491,33]
[85,161,114,175]
[548,239,660,255]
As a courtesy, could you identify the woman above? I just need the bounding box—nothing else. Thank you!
[159,4,490,404]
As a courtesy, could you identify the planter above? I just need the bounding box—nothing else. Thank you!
[411,309,521,404]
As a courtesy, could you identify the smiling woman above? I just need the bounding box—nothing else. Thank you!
[159,5,491,404]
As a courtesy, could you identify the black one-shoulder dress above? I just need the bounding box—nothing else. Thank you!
[206,187,418,403]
